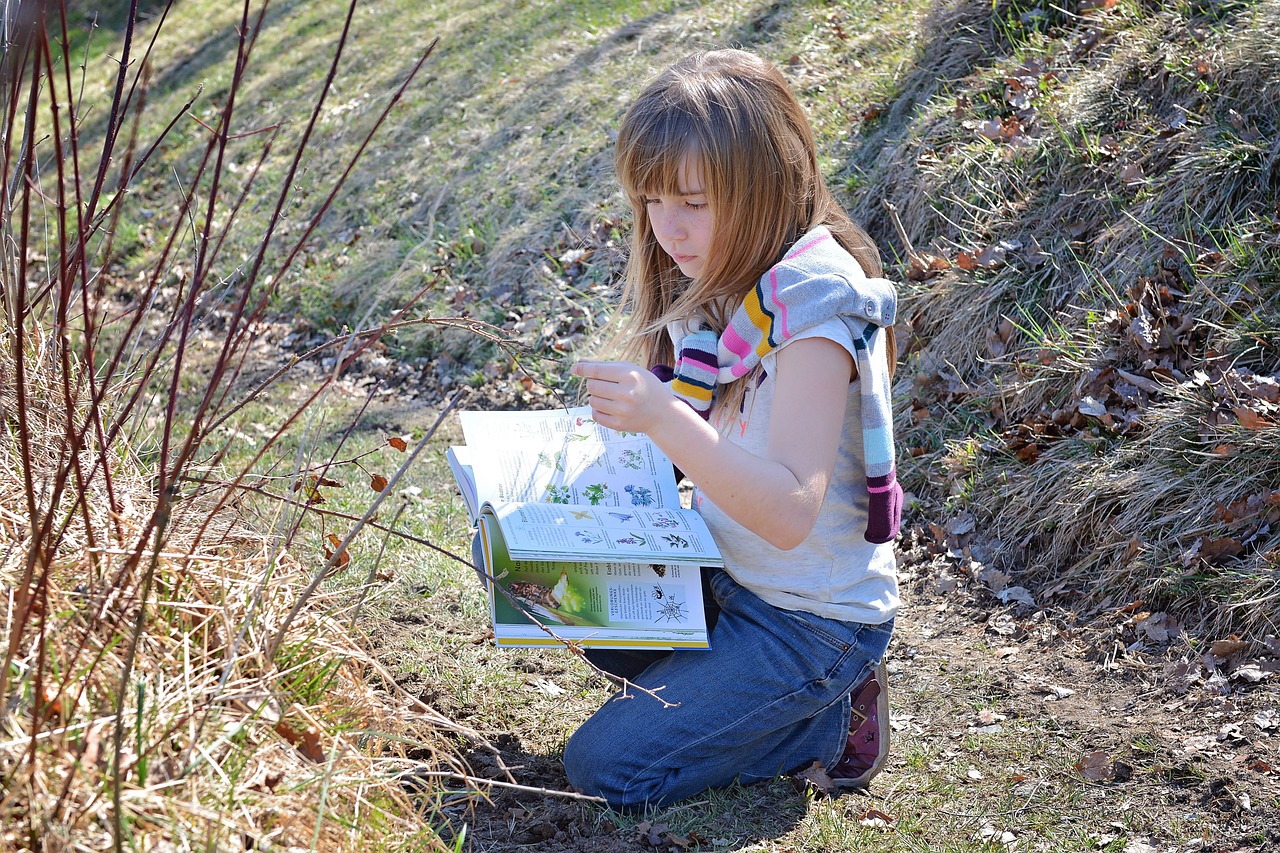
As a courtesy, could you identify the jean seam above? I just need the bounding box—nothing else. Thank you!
[775,607,858,655]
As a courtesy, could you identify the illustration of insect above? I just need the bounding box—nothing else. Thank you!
[649,564,667,578]
[651,584,664,600]
[654,595,690,624]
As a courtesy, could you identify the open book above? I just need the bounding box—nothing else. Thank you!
[447,406,720,649]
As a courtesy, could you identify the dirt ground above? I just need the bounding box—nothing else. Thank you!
[369,518,1280,853]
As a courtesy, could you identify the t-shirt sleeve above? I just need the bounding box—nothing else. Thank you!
[762,317,857,371]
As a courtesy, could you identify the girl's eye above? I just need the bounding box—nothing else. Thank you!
[642,197,660,206]
[685,201,707,211]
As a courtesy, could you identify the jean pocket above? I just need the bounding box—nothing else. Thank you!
[709,569,741,607]
[776,607,860,658]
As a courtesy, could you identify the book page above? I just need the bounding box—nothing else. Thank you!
[478,514,709,649]
[459,406,681,510]
[487,501,721,565]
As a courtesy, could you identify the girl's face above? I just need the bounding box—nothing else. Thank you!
[643,154,713,280]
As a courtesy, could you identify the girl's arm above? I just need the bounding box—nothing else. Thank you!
[572,337,852,550]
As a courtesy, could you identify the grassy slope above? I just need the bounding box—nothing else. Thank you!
[39,0,1278,848]
[106,0,1278,630]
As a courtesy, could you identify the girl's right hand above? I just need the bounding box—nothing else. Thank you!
[570,360,677,434]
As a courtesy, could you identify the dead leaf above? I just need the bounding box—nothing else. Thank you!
[370,474,389,492]
[1230,662,1271,683]
[1134,611,1180,643]
[275,721,325,763]
[794,759,837,795]
[1211,636,1249,658]
[1199,536,1243,564]
[996,586,1036,608]
[1076,750,1115,782]
[975,241,1012,269]
[324,534,352,570]
[387,436,408,452]
[857,807,895,828]
[1077,396,1107,417]
[1118,162,1144,184]
[907,251,950,281]
[1025,235,1051,268]
[1233,406,1275,430]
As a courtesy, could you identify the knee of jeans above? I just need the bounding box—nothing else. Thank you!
[563,723,661,811]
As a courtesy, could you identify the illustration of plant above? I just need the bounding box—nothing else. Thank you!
[624,484,654,506]
[585,454,605,468]
[543,484,571,504]
[661,533,689,549]
[582,483,610,505]
[537,450,566,471]
[608,512,634,522]
[649,513,679,528]
[616,534,646,546]
[618,449,644,470]
[575,530,605,545]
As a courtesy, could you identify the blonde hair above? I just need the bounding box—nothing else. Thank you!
[613,49,895,397]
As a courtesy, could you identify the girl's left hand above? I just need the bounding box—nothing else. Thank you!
[570,361,673,434]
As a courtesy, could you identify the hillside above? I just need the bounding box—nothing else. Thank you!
[2,0,1277,849]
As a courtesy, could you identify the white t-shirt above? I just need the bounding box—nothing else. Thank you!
[694,317,900,625]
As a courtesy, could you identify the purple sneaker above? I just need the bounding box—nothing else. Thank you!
[828,661,889,789]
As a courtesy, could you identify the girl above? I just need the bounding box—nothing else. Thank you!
[567,48,902,809]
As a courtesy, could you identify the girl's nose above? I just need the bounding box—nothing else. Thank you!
[655,207,685,240]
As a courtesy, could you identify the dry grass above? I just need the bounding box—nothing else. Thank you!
[0,2,505,848]
[833,0,1280,636]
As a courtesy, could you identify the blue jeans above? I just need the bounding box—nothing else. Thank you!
[563,568,893,809]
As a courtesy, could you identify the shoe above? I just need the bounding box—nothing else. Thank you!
[829,661,889,788]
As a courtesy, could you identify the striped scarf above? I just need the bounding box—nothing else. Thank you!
[665,226,902,544]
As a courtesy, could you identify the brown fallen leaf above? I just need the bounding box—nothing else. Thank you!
[794,759,837,795]
[858,807,895,828]
[1198,536,1243,565]
[1076,750,1115,782]
[275,720,325,763]
[1210,635,1249,658]
[1233,406,1276,430]
[324,533,352,570]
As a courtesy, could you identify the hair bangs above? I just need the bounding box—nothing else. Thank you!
[618,101,707,201]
